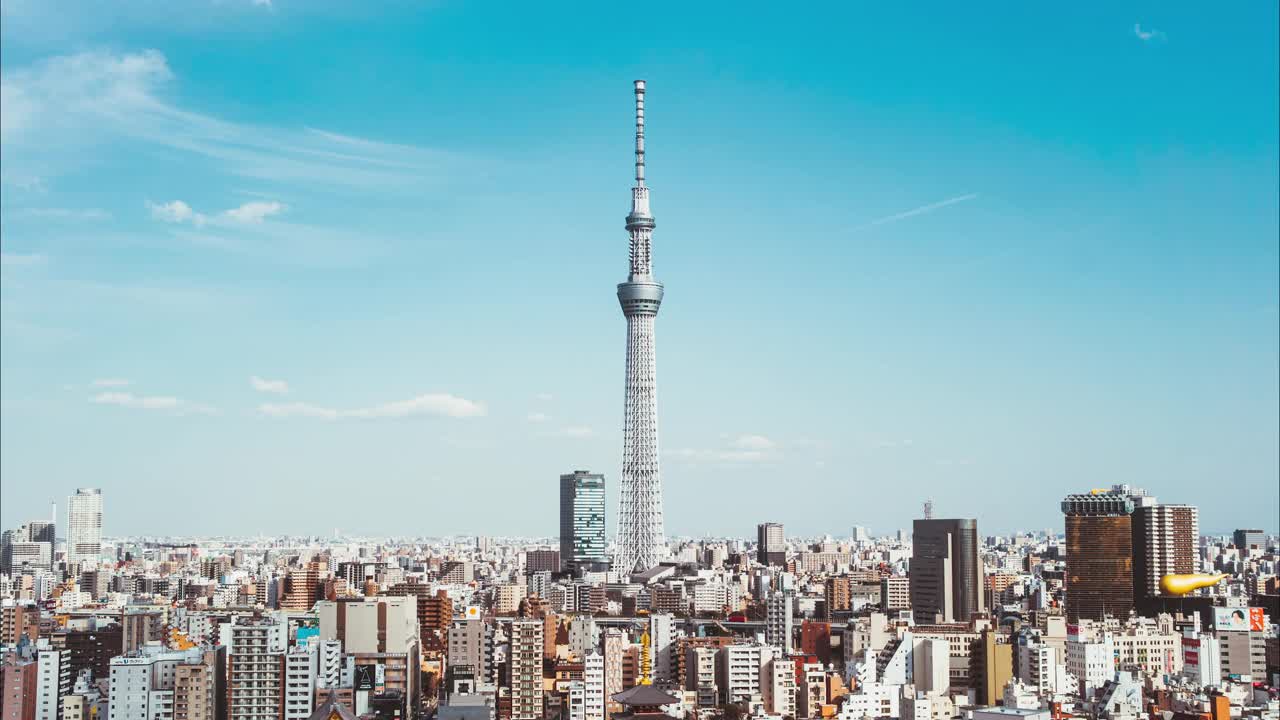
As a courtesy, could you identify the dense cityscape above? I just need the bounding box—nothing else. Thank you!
[1,76,1279,720]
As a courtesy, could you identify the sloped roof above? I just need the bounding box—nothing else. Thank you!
[308,693,359,720]
[611,685,679,707]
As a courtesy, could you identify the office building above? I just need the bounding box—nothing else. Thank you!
[560,471,607,574]
[909,518,984,624]
[1234,529,1266,554]
[613,80,668,575]
[1062,489,1136,622]
[757,523,786,567]
[108,646,211,720]
[66,489,103,571]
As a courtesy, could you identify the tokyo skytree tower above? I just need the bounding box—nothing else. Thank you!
[613,80,666,574]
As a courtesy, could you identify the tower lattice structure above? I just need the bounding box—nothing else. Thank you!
[614,80,666,574]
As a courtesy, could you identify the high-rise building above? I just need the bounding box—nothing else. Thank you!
[35,646,70,720]
[173,650,223,720]
[66,489,102,571]
[284,643,318,720]
[765,591,793,653]
[613,80,667,575]
[227,616,286,720]
[880,577,910,612]
[582,650,605,720]
[1061,489,1137,622]
[509,619,544,720]
[1,654,38,720]
[560,471,607,574]
[1132,504,1199,600]
[909,518,984,624]
[108,647,213,720]
[757,523,786,567]
[1233,529,1266,554]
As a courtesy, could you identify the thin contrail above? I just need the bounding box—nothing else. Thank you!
[854,192,980,231]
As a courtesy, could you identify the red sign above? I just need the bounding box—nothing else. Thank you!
[1248,607,1265,632]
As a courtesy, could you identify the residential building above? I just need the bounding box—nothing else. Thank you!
[65,490,102,571]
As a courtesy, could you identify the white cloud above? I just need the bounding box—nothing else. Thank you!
[91,391,215,415]
[251,0,273,6]
[559,426,594,438]
[150,200,204,225]
[90,378,131,387]
[535,393,554,401]
[527,412,551,423]
[223,201,284,223]
[1134,23,1165,42]
[733,434,776,451]
[148,199,286,227]
[249,375,289,394]
[259,392,486,420]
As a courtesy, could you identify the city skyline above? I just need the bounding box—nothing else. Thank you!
[2,2,1278,537]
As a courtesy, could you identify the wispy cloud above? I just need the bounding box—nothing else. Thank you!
[535,393,554,402]
[1,50,456,189]
[149,199,285,227]
[91,391,216,415]
[558,426,594,438]
[527,411,551,423]
[259,393,486,420]
[249,376,289,395]
[1134,23,1165,42]
[90,378,131,387]
[854,193,979,231]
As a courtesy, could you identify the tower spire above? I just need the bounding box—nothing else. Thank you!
[634,80,646,187]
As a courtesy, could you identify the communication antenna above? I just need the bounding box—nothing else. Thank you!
[923,500,934,520]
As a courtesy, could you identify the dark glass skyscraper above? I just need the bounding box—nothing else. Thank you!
[910,518,984,624]
[560,470,607,574]
[1061,489,1136,622]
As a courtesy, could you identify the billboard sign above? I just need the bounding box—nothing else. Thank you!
[1213,607,1250,631]
[1248,607,1265,632]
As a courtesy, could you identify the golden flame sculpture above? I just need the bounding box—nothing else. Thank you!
[1160,573,1226,596]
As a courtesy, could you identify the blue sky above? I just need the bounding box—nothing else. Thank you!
[1,1,1276,538]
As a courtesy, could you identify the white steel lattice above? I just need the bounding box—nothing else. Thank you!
[613,80,666,574]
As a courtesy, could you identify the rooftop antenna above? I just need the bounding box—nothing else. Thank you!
[923,500,934,520]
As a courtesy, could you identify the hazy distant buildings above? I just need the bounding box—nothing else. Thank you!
[909,518,983,624]
[560,471,607,574]
[757,523,786,567]
[66,489,103,571]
